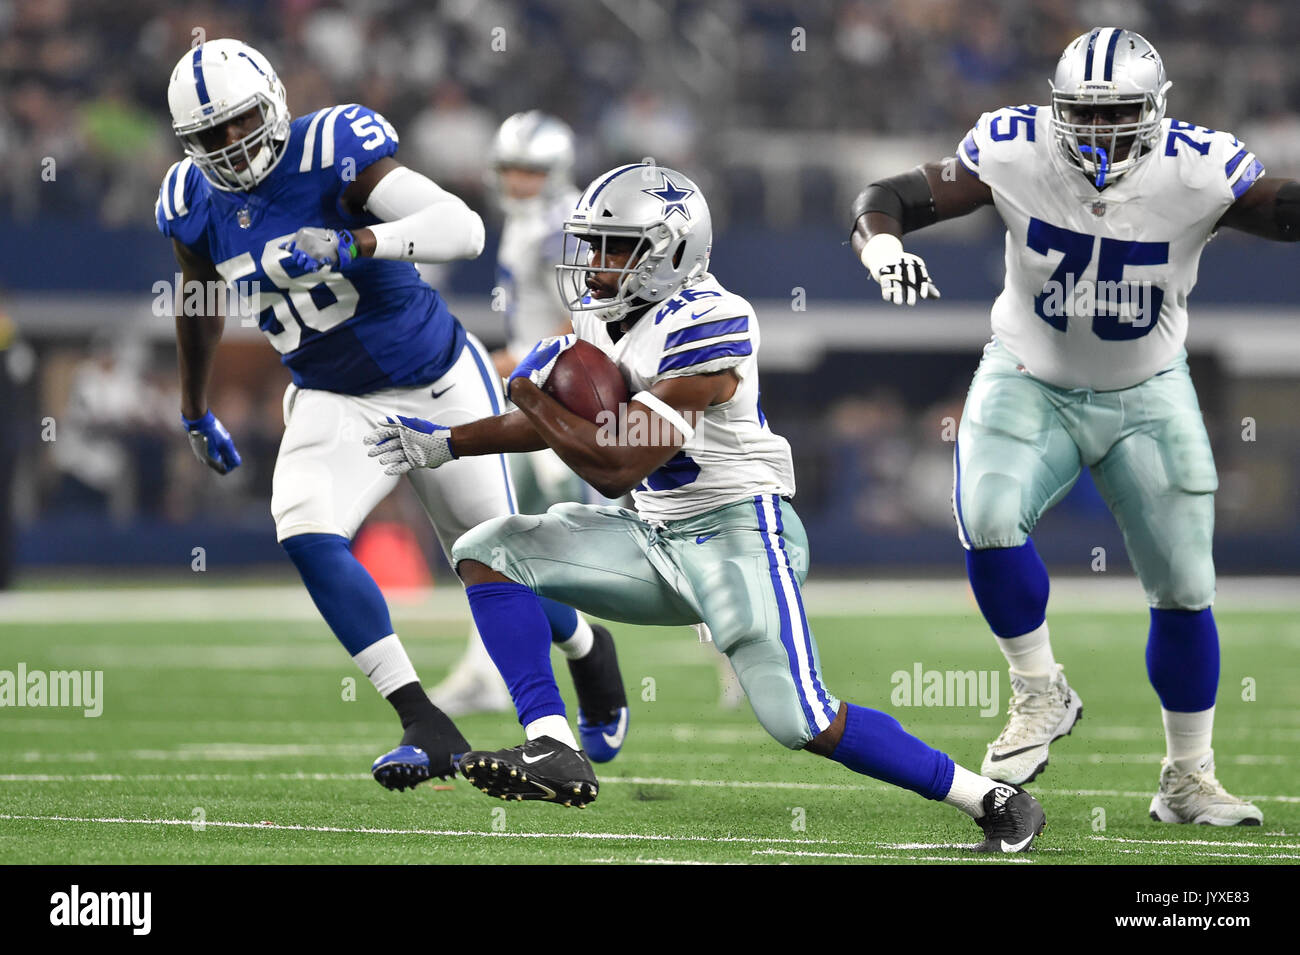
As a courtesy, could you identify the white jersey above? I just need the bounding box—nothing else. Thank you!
[572,274,796,522]
[497,190,580,359]
[957,105,1264,391]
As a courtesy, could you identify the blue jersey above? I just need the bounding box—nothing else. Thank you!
[156,104,466,395]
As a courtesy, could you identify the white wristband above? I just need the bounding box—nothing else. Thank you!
[860,232,904,278]
[632,390,696,443]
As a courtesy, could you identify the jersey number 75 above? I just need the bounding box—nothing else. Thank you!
[1026,217,1168,341]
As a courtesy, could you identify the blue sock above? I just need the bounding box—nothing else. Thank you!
[966,539,1050,637]
[465,581,566,725]
[831,703,955,800]
[281,533,394,656]
[1147,608,1219,711]
[540,597,580,644]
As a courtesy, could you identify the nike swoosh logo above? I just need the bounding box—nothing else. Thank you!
[1000,835,1033,852]
[695,534,718,544]
[987,745,1040,761]
[689,307,718,321]
[521,751,554,764]
[430,384,456,399]
[602,709,629,749]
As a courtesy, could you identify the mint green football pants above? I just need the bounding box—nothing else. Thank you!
[451,495,841,748]
[954,339,1218,610]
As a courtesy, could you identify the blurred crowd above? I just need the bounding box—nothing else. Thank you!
[3,0,1300,227]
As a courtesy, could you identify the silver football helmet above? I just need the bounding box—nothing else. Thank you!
[489,110,575,198]
[557,163,712,324]
[1050,28,1171,187]
[167,39,290,192]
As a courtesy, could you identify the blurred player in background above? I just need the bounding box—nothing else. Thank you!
[367,164,1048,852]
[851,28,1299,825]
[157,39,624,789]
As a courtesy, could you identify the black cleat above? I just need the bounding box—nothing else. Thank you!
[973,783,1046,853]
[568,624,629,763]
[372,707,471,792]
[459,736,599,807]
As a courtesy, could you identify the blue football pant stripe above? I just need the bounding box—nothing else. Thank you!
[755,495,835,734]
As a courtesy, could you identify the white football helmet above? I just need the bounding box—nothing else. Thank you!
[556,164,712,324]
[1050,28,1171,187]
[490,111,574,188]
[167,39,290,192]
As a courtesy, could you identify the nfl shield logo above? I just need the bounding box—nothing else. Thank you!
[237,208,252,229]
[1090,200,1107,217]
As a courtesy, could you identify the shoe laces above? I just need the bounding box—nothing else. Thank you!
[980,785,1022,834]
[1164,759,1246,804]
[992,677,1066,746]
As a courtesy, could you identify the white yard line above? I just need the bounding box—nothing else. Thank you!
[752,849,1033,863]
[0,771,1295,806]
[1090,835,1300,849]
[584,857,745,865]
[2,577,1297,624]
[0,812,840,846]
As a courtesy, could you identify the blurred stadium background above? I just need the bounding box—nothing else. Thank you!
[3,0,1300,588]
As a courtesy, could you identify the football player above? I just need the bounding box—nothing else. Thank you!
[850,28,1295,825]
[366,165,1047,852]
[428,111,629,736]
[157,39,624,790]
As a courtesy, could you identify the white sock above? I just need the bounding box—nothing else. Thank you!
[352,634,419,697]
[525,714,579,750]
[995,621,1057,692]
[944,764,1001,819]
[554,615,594,660]
[1162,706,1214,768]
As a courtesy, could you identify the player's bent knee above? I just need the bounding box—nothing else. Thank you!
[450,514,542,585]
[741,666,816,750]
[1150,561,1216,612]
[959,472,1031,549]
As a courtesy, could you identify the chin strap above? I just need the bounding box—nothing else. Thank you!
[1078,144,1110,188]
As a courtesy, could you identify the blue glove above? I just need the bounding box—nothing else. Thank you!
[182,410,242,474]
[506,334,577,396]
[279,227,359,272]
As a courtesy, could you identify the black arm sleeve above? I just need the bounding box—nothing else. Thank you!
[1275,180,1300,241]
[849,167,938,237]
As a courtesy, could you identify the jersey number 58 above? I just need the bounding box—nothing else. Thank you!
[217,236,360,353]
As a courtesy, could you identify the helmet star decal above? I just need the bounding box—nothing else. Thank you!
[642,173,695,221]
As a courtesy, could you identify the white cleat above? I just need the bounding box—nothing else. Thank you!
[427,665,512,717]
[1148,751,1263,826]
[981,664,1082,785]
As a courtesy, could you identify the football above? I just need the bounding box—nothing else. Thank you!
[543,339,630,423]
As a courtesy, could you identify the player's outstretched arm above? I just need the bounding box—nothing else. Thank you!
[365,409,545,475]
[172,238,242,474]
[281,157,486,271]
[849,159,993,305]
[1216,176,1300,241]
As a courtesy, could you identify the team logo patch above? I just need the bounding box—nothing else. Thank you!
[642,173,695,221]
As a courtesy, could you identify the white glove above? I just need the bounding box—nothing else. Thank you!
[860,234,941,306]
[363,415,455,476]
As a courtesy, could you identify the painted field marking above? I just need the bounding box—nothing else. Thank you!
[752,849,1033,863]
[0,812,843,846]
[0,772,1296,806]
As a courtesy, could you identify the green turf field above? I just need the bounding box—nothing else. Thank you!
[1,583,1296,864]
